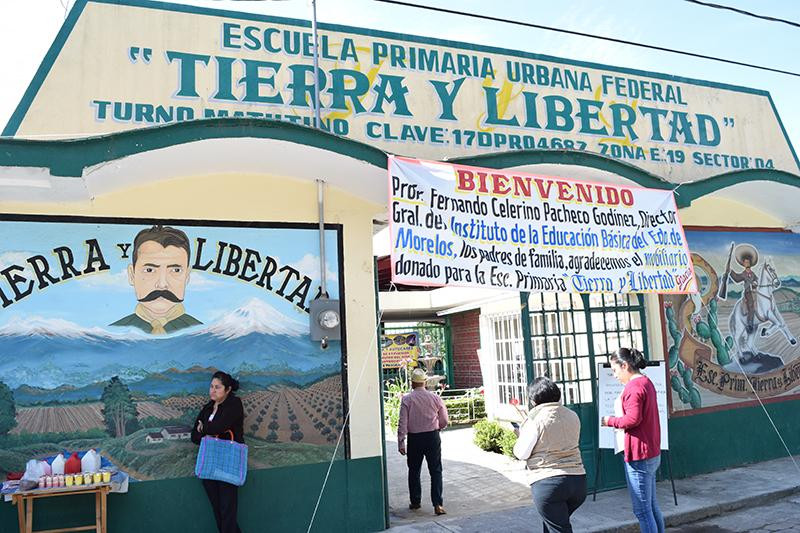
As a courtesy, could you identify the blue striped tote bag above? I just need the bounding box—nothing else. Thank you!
[195,430,248,486]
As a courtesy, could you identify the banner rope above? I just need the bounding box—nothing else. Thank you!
[731,355,800,477]
[305,281,394,532]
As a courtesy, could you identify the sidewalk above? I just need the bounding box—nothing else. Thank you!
[385,427,800,532]
[385,426,532,527]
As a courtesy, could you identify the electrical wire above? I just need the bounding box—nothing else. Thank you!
[306,284,394,532]
[58,0,71,19]
[374,0,800,78]
[684,0,800,29]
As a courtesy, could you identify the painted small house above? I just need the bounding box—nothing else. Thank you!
[146,433,164,444]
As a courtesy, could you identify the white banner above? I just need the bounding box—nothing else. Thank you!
[389,156,697,294]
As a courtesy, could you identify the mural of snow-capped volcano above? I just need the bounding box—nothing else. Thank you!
[0,218,345,480]
[0,298,339,400]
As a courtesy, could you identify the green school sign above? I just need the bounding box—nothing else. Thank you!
[5,0,799,182]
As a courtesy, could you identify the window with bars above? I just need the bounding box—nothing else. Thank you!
[528,293,589,406]
[526,292,646,407]
[586,293,646,369]
[486,313,527,406]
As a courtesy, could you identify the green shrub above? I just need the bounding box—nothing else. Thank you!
[499,428,518,457]
[383,377,410,432]
[473,419,517,456]
[386,383,486,430]
[473,419,503,453]
[443,394,486,424]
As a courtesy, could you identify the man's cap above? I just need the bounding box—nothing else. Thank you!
[410,368,428,383]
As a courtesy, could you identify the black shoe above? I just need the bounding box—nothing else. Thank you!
[409,503,421,510]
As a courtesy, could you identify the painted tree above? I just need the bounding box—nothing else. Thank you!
[101,376,139,438]
[0,381,17,435]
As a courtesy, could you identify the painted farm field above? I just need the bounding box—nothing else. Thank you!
[101,429,341,479]
[135,401,182,420]
[162,395,207,413]
[241,376,344,446]
[12,403,104,434]
[3,375,345,478]
[0,426,342,480]
[12,376,344,445]
[12,401,186,435]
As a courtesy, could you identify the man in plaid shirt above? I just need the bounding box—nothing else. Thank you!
[398,368,450,516]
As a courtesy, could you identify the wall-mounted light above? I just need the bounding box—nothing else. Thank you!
[310,298,341,349]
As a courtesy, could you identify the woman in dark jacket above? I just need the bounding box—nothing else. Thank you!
[191,371,245,533]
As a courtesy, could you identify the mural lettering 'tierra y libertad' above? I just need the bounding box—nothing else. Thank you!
[0,230,325,314]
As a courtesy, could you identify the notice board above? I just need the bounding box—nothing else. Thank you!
[597,361,669,450]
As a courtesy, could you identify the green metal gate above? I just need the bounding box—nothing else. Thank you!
[520,292,648,491]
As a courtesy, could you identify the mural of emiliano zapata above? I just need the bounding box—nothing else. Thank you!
[110,225,202,335]
[723,243,759,332]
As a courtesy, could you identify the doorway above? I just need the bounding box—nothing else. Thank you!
[520,292,649,491]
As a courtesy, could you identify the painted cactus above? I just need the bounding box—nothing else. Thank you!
[664,301,702,409]
[693,298,732,366]
[665,303,681,369]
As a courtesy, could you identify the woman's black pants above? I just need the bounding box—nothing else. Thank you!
[202,479,242,533]
[530,474,587,533]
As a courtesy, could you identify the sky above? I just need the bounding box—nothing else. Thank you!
[0,0,797,147]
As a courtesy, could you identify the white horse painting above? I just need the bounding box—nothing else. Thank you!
[728,259,797,366]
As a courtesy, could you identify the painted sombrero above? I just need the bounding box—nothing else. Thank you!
[734,243,758,267]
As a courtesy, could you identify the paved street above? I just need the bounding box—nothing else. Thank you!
[385,426,532,526]
[668,493,800,533]
[385,427,800,532]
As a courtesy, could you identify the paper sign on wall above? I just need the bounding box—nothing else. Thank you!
[381,332,420,369]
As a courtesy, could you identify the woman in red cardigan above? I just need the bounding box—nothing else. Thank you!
[601,348,664,533]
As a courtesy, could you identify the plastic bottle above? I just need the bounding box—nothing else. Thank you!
[81,449,99,473]
[65,452,81,474]
[51,453,65,475]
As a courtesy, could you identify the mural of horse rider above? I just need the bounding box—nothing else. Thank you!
[726,243,759,333]
[110,225,202,335]
[721,242,797,372]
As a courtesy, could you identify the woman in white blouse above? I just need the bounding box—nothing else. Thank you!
[513,377,587,533]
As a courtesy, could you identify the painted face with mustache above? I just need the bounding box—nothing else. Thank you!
[127,240,191,317]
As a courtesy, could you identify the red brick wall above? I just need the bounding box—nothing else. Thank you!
[449,310,483,388]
